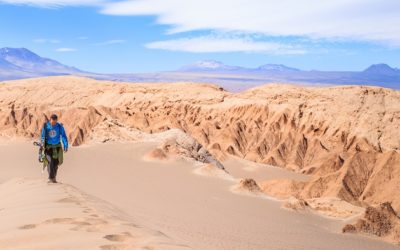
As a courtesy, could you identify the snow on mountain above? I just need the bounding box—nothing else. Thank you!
[180,60,243,71]
[257,64,300,72]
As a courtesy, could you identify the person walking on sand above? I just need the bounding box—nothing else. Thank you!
[41,114,68,183]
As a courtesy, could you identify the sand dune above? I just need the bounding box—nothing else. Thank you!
[0,76,399,246]
[1,141,398,250]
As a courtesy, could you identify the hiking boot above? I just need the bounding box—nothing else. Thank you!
[48,178,57,183]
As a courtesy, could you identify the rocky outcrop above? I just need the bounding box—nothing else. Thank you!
[260,150,400,210]
[343,202,400,245]
[231,178,263,196]
[143,129,225,169]
[158,129,225,169]
[282,197,310,211]
[238,179,262,193]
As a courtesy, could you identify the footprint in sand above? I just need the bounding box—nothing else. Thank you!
[44,218,75,224]
[103,232,133,242]
[85,218,108,225]
[153,230,168,238]
[83,208,95,214]
[57,197,75,203]
[72,221,92,226]
[57,197,81,204]
[70,218,108,232]
[123,222,141,228]
[18,224,36,230]
[99,244,130,250]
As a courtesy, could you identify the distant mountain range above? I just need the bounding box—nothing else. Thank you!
[180,60,302,73]
[0,47,82,80]
[0,48,399,91]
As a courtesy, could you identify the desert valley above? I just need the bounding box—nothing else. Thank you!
[0,76,399,249]
[2,0,400,249]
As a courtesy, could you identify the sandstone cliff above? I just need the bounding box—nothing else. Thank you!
[0,76,399,214]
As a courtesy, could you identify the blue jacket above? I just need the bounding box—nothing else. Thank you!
[41,122,68,150]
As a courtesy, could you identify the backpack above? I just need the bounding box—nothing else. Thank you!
[43,122,61,146]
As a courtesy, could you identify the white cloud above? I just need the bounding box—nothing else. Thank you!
[56,47,76,52]
[145,35,306,54]
[101,0,400,46]
[77,36,89,40]
[93,39,127,45]
[0,0,104,7]
[4,0,400,47]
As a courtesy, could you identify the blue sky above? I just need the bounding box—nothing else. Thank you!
[0,0,399,73]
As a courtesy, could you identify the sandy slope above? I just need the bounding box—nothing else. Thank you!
[0,140,397,250]
[0,178,189,250]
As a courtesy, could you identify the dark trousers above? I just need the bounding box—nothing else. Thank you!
[45,148,59,179]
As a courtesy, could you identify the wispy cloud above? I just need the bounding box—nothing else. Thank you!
[93,39,127,45]
[77,36,89,40]
[145,35,307,55]
[33,38,60,44]
[0,0,104,8]
[101,0,400,47]
[55,47,76,52]
[3,0,400,47]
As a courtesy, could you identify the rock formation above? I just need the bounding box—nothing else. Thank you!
[343,202,400,245]
[0,76,399,242]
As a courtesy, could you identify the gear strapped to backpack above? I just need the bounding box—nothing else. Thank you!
[33,122,48,163]
[34,122,58,163]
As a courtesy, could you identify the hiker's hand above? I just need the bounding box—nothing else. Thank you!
[64,148,68,153]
